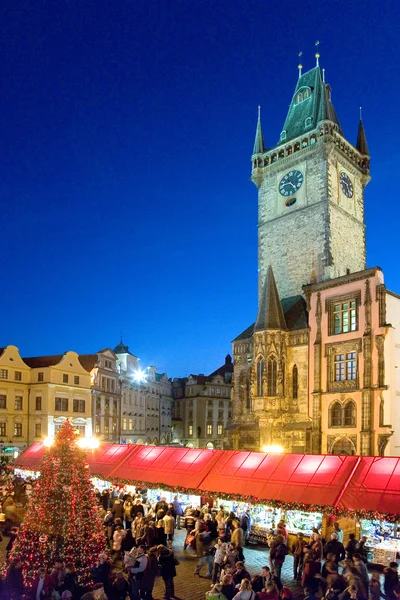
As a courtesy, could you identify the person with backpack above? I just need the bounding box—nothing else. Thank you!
[269,535,287,581]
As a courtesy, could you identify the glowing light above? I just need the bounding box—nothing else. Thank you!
[262,444,284,454]
[133,369,147,384]
[76,437,100,450]
[43,437,54,447]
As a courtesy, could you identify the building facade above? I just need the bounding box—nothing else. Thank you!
[79,349,122,443]
[229,56,400,457]
[114,341,173,445]
[0,346,92,456]
[172,355,233,448]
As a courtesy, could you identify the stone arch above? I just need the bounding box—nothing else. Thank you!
[330,436,356,456]
[206,442,214,449]
[136,438,144,445]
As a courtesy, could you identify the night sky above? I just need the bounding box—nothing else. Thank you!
[1,0,399,377]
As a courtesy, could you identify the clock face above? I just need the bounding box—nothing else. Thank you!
[340,172,353,198]
[279,170,304,197]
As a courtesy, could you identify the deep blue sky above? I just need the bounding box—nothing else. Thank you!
[1,0,399,377]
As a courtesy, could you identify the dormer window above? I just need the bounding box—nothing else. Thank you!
[280,130,287,141]
[305,117,312,128]
[294,86,312,105]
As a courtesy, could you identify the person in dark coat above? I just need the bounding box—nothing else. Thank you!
[346,534,358,559]
[101,489,111,510]
[141,546,159,600]
[155,499,168,518]
[112,499,124,520]
[91,553,111,590]
[323,533,346,564]
[61,563,79,600]
[384,562,399,600]
[121,529,135,552]
[28,567,54,600]
[4,558,24,600]
[157,545,177,600]
[6,526,18,558]
[109,572,130,600]
[132,499,145,519]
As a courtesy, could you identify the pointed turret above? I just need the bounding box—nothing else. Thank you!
[255,265,286,331]
[252,105,265,155]
[356,117,369,156]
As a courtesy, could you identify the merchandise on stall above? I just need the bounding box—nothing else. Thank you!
[360,518,400,565]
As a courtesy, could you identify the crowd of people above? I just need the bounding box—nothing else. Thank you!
[0,481,399,600]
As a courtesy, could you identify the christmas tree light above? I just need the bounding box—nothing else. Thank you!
[7,420,106,588]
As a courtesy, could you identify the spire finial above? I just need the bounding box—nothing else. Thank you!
[298,51,303,77]
[258,105,261,120]
[322,68,326,83]
[359,106,363,120]
[120,331,123,343]
[315,40,320,67]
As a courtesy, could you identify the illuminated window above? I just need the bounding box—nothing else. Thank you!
[122,417,127,430]
[207,424,213,436]
[188,425,193,436]
[331,402,342,427]
[0,395,6,409]
[344,401,356,427]
[335,353,357,381]
[267,358,277,396]
[217,424,223,435]
[14,423,22,437]
[15,396,23,410]
[129,419,133,430]
[63,374,69,383]
[112,419,117,432]
[104,422,109,434]
[55,397,68,411]
[0,370,8,379]
[73,399,85,413]
[35,423,41,437]
[292,365,298,399]
[95,421,100,434]
[332,300,357,334]
[257,359,264,396]
[14,371,22,381]
[0,423,6,436]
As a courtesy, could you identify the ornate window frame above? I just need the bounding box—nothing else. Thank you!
[325,291,361,336]
[325,338,362,392]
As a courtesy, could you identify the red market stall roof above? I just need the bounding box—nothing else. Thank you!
[13,444,400,521]
[341,456,400,517]
[196,451,359,512]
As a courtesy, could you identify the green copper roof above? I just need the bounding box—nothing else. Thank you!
[280,66,342,144]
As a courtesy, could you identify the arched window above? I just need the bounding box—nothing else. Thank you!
[292,365,298,399]
[294,87,312,105]
[331,437,355,456]
[257,360,264,397]
[267,358,277,396]
[344,401,356,427]
[330,402,342,427]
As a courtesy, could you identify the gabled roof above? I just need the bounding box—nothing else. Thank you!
[23,354,65,368]
[255,265,286,331]
[114,340,133,355]
[280,66,342,144]
[79,354,99,372]
[233,294,308,342]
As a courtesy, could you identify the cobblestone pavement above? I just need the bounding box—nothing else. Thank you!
[152,530,304,600]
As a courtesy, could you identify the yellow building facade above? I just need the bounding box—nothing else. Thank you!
[0,346,92,456]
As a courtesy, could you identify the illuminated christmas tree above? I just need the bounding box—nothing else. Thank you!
[8,420,106,586]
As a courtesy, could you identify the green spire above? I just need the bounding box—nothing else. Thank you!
[252,105,265,155]
[279,66,342,144]
[356,109,369,155]
[255,265,287,331]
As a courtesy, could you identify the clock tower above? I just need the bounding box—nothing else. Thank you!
[252,58,370,300]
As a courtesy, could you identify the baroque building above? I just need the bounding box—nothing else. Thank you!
[172,355,233,448]
[230,55,400,457]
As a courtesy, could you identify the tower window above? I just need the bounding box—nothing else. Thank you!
[294,87,312,105]
[292,365,298,399]
[267,358,277,396]
[280,130,287,141]
[305,117,312,128]
[257,359,264,396]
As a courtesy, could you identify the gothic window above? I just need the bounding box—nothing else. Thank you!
[280,130,287,141]
[292,365,298,399]
[331,437,355,455]
[257,360,264,396]
[344,401,356,427]
[267,358,277,396]
[294,87,311,105]
[334,353,357,382]
[330,402,342,427]
[305,117,312,128]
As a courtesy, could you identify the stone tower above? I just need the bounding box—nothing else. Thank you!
[252,59,371,300]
